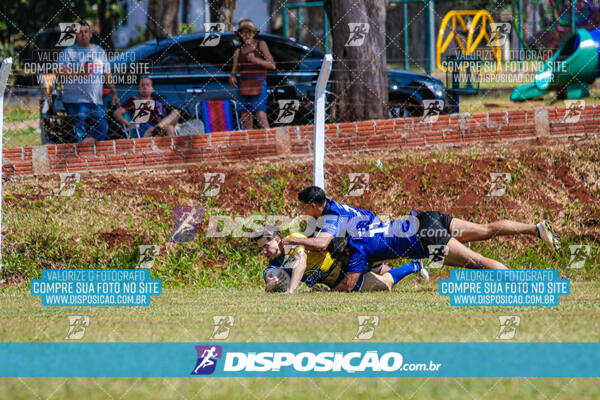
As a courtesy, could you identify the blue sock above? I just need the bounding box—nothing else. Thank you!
[387,260,420,285]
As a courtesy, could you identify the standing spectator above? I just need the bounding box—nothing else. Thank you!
[57,21,119,143]
[113,77,180,137]
[230,19,276,130]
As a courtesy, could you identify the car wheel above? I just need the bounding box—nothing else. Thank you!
[388,96,423,118]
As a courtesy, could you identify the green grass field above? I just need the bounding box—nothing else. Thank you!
[1,139,599,398]
[1,284,600,398]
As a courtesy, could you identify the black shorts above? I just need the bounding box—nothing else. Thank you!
[416,211,454,257]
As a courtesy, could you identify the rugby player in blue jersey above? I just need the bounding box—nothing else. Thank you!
[257,226,427,293]
[326,212,560,290]
[283,186,560,291]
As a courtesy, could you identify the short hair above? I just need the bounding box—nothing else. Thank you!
[298,186,326,205]
[138,76,153,85]
[77,20,90,28]
[327,236,349,259]
[255,225,282,242]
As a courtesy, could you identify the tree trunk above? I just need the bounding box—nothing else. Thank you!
[146,0,180,39]
[209,0,237,31]
[97,0,115,50]
[323,0,388,122]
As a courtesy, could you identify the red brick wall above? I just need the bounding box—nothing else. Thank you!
[3,105,597,177]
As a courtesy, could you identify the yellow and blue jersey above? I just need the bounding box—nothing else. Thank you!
[263,233,343,288]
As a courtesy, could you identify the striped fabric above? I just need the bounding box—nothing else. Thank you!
[200,100,235,133]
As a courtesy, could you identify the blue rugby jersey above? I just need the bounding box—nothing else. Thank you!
[345,215,424,274]
[318,198,381,238]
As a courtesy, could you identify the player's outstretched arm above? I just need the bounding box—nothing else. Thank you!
[286,251,307,294]
[282,233,334,252]
[331,272,361,292]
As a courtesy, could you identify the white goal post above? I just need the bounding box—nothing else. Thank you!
[0,57,13,279]
[313,54,333,190]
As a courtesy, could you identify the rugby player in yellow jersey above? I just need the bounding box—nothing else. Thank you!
[255,226,427,293]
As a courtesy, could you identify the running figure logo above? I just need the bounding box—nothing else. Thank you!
[427,245,448,269]
[57,23,80,47]
[346,173,370,196]
[131,100,155,123]
[354,316,379,340]
[191,345,223,375]
[137,245,159,269]
[65,316,90,340]
[488,23,511,46]
[203,173,225,197]
[487,172,511,197]
[209,316,234,340]
[58,173,80,196]
[345,23,370,46]
[168,206,205,242]
[275,100,300,124]
[496,315,520,340]
[567,245,590,269]
[422,100,444,123]
[563,100,585,123]
[201,23,225,47]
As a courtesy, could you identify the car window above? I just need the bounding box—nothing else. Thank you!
[185,38,238,73]
[263,38,318,71]
[151,44,191,67]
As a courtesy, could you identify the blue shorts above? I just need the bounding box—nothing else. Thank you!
[237,78,268,113]
[64,102,108,142]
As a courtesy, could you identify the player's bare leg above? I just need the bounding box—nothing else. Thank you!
[361,272,394,291]
[372,263,391,275]
[449,218,537,243]
[240,111,253,130]
[256,110,270,129]
[443,238,507,269]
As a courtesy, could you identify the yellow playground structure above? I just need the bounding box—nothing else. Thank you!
[437,10,504,75]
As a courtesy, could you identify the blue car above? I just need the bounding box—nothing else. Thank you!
[41,32,454,143]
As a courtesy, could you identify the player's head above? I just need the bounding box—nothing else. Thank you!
[75,20,92,46]
[255,226,283,260]
[327,236,352,264]
[138,77,154,98]
[298,186,326,218]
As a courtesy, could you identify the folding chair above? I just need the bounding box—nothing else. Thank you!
[194,99,241,133]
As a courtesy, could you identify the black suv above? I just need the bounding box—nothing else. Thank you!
[41,32,454,144]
